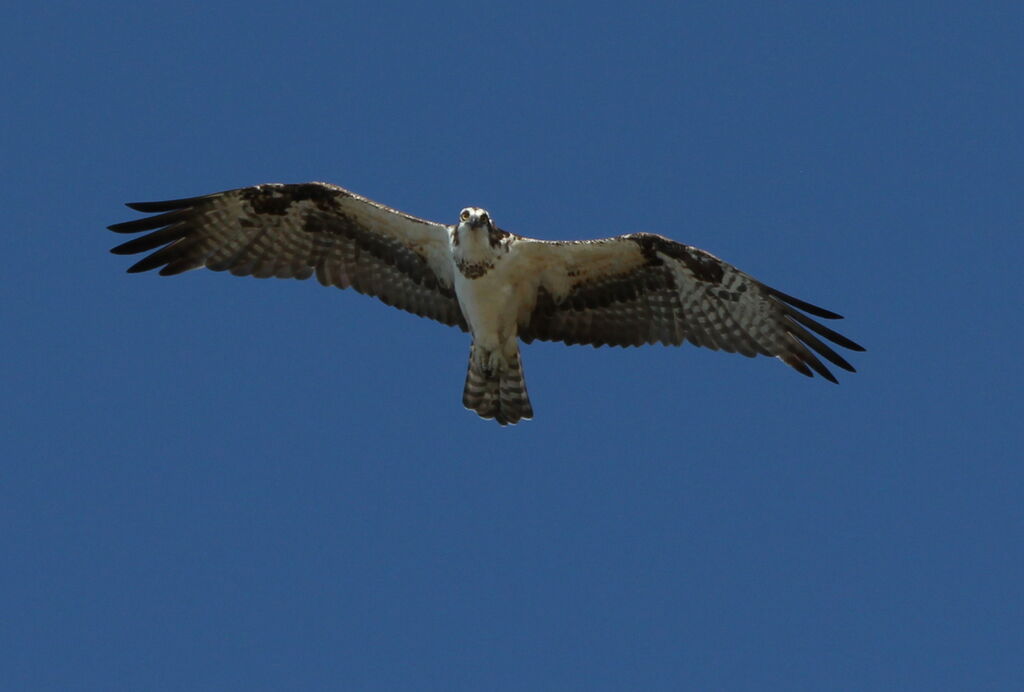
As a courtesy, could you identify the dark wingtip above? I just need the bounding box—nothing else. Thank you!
[124,194,211,213]
[766,286,844,319]
[785,357,814,378]
[126,201,169,213]
[805,352,839,383]
[780,336,843,383]
[780,303,865,354]
[126,255,164,274]
[125,200,173,212]
[108,219,146,233]
[108,210,191,234]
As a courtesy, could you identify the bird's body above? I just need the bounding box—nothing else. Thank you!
[450,208,537,423]
[109,182,864,424]
[450,209,518,346]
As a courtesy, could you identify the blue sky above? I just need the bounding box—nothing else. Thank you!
[2,2,1021,689]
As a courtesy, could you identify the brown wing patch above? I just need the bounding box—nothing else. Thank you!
[109,183,467,330]
[518,232,863,381]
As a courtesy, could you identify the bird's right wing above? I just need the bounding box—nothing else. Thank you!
[109,182,467,330]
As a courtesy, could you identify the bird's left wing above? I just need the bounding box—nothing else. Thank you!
[514,233,864,382]
[109,182,467,329]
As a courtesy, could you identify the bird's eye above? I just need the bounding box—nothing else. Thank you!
[460,209,471,222]
[480,213,489,224]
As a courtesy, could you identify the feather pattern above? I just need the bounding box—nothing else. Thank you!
[516,233,864,383]
[109,182,467,329]
[110,181,865,424]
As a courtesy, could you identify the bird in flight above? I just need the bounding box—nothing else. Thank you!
[109,182,864,425]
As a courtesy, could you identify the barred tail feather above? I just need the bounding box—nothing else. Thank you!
[462,344,533,425]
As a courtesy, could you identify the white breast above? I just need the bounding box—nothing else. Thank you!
[450,233,532,349]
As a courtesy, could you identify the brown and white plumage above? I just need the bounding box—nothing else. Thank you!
[109,181,864,425]
[110,183,466,329]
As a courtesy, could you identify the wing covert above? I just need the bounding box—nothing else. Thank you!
[517,233,864,382]
[109,182,467,330]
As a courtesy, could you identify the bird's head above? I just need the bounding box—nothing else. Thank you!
[458,207,494,233]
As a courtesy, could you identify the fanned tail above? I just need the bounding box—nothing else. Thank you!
[462,344,533,425]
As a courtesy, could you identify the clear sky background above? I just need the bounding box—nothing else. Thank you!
[2,2,1021,690]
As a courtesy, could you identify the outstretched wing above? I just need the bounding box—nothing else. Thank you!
[515,233,864,382]
[109,182,467,330]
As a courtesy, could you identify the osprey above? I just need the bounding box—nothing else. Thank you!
[109,182,864,425]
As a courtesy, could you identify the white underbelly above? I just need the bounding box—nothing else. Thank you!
[454,265,520,347]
